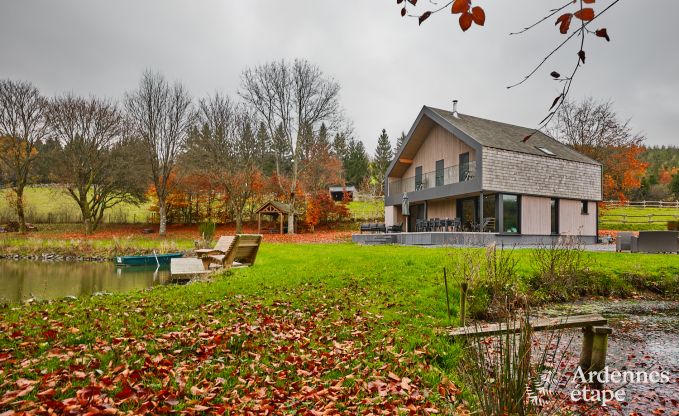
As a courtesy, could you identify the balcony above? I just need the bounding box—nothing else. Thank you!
[387,161,476,197]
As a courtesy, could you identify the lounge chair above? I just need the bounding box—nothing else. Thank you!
[232,234,263,267]
[196,235,239,269]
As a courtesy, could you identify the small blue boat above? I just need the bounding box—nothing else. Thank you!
[114,253,183,266]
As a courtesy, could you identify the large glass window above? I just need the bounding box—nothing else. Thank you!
[551,198,559,235]
[435,159,444,187]
[502,194,520,233]
[458,198,477,231]
[483,194,497,232]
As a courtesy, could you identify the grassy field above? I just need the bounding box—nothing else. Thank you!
[347,199,384,220]
[599,206,679,231]
[1,242,678,413]
[0,186,152,224]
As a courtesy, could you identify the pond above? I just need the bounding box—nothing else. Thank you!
[543,300,679,414]
[0,260,172,304]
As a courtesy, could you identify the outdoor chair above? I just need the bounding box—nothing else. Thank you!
[451,218,461,232]
[631,231,679,254]
[231,234,263,267]
[616,232,633,252]
[196,235,238,270]
[482,217,496,233]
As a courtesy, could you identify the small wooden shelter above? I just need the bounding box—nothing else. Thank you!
[256,201,292,234]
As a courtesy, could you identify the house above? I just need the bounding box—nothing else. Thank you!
[377,103,602,245]
[329,185,357,202]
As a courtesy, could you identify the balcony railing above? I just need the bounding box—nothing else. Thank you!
[388,161,476,196]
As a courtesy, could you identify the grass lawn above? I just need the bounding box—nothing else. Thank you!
[1,243,678,413]
[0,186,151,224]
[600,206,679,231]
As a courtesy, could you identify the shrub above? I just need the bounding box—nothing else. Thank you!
[449,244,524,321]
[529,236,591,301]
[198,221,216,243]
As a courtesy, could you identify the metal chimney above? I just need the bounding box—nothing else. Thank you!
[452,100,460,118]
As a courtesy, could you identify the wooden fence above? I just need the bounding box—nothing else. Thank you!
[599,213,679,225]
[603,200,679,208]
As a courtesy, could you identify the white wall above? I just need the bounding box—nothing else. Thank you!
[559,199,597,236]
[521,195,551,235]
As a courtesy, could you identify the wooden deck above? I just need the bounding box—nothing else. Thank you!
[170,258,213,277]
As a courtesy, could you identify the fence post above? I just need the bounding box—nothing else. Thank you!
[648,214,652,223]
[643,200,646,208]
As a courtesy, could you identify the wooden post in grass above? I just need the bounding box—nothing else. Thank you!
[443,268,451,321]
[460,282,468,327]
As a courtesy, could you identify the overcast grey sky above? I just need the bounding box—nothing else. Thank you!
[1,0,677,152]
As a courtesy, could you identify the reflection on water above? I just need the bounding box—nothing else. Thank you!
[0,260,172,303]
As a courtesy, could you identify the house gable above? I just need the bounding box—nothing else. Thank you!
[386,106,483,179]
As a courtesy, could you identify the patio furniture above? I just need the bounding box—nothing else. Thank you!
[387,223,403,233]
[630,231,679,253]
[360,223,386,234]
[451,218,461,231]
[232,234,263,267]
[196,235,238,270]
[482,217,496,233]
[615,232,633,252]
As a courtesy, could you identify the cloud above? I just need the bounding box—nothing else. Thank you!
[0,0,676,152]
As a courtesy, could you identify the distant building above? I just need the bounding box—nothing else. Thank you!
[329,186,357,202]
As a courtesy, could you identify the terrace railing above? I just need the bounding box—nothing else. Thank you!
[387,161,476,197]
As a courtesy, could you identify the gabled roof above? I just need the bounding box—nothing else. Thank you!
[427,107,600,166]
[255,200,292,214]
[386,106,600,178]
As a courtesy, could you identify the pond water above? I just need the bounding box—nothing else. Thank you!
[0,260,172,304]
[543,300,679,414]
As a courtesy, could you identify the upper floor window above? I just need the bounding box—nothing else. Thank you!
[459,152,470,181]
[536,146,556,156]
[435,159,444,187]
[581,200,589,214]
[415,166,423,190]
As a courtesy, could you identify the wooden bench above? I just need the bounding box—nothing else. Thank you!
[448,314,613,382]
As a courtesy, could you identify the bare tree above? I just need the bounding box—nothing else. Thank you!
[0,80,49,232]
[185,93,260,233]
[549,97,644,161]
[125,71,194,236]
[46,94,145,234]
[240,59,341,234]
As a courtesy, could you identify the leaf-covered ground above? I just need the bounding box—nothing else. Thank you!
[2,243,679,414]
[1,244,468,414]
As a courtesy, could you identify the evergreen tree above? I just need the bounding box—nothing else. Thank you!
[395,131,406,152]
[317,123,331,153]
[373,129,392,194]
[344,139,370,187]
[332,132,348,161]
